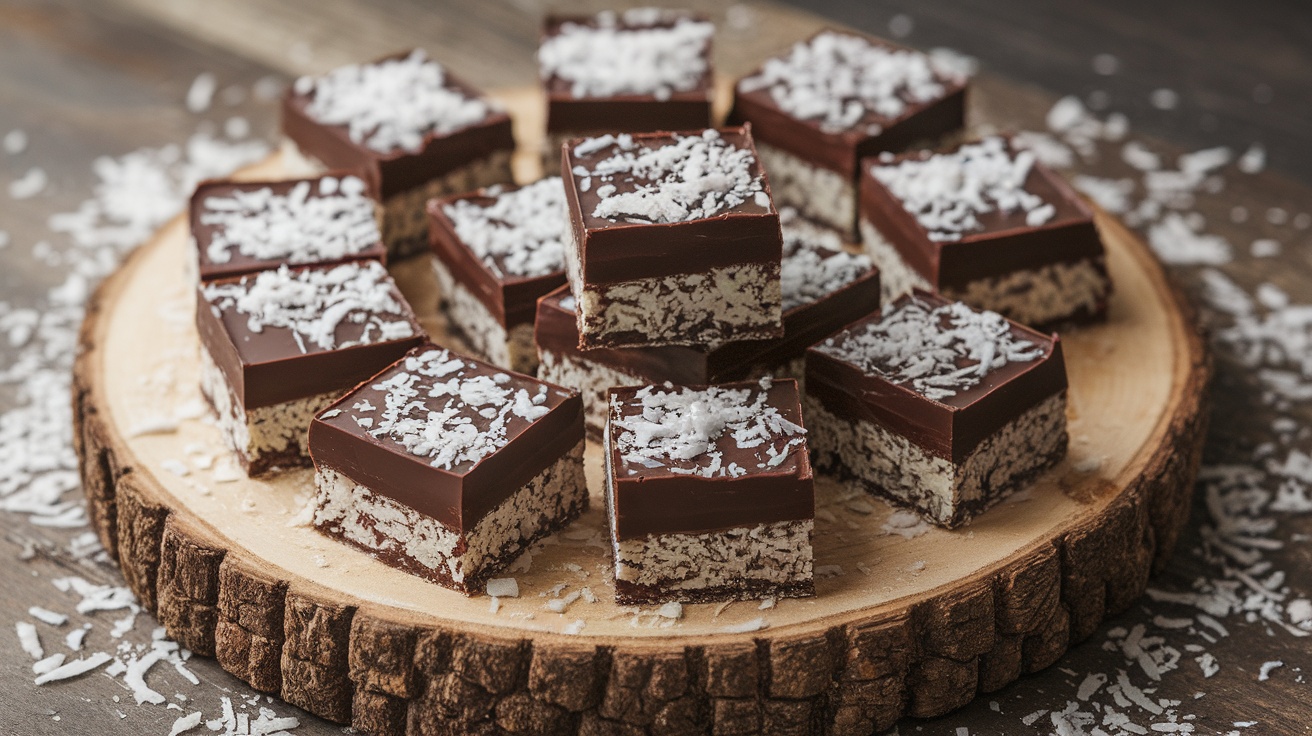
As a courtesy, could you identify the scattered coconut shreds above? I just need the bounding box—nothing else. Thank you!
[442,177,567,278]
[538,10,713,100]
[485,578,519,598]
[656,601,683,620]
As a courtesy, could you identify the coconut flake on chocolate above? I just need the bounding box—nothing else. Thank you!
[818,295,1044,401]
[779,207,872,312]
[737,30,963,134]
[199,175,378,265]
[441,177,567,278]
[613,379,805,478]
[200,260,416,352]
[361,348,552,470]
[539,10,713,100]
[579,129,766,223]
[871,136,1055,242]
[294,49,497,154]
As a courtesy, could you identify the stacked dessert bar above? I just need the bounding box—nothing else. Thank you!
[180,16,1115,605]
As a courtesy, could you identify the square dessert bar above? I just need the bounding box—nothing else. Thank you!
[282,49,516,259]
[562,127,785,349]
[539,9,713,148]
[860,136,1110,328]
[197,260,425,476]
[729,29,968,237]
[427,177,568,375]
[190,173,385,282]
[308,345,588,594]
[538,207,880,434]
[805,290,1068,528]
[605,379,815,604]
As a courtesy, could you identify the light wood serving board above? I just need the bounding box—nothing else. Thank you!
[72,87,1210,735]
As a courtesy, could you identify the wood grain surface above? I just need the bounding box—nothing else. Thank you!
[2,0,1311,734]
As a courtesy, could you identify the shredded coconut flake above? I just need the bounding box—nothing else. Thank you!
[737,30,963,133]
[871,136,1054,242]
[198,175,379,265]
[575,129,766,223]
[778,207,872,312]
[296,49,496,154]
[818,295,1044,401]
[539,10,712,100]
[442,177,567,278]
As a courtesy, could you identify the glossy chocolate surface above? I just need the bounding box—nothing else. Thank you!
[309,345,584,532]
[426,189,567,329]
[541,13,712,134]
[191,175,386,282]
[860,140,1106,290]
[281,53,514,200]
[806,290,1065,463]
[728,30,966,178]
[607,379,813,538]
[196,263,425,409]
[562,127,782,284]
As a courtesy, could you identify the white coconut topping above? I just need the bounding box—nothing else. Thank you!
[736,30,963,134]
[539,10,713,100]
[817,295,1045,401]
[200,260,416,353]
[574,129,766,223]
[441,177,567,278]
[350,347,555,470]
[198,175,379,265]
[294,49,496,154]
[612,378,806,478]
[779,207,873,312]
[870,136,1056,242]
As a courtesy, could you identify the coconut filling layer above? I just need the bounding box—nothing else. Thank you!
[756,140,856,237]
[806,391,1068,528]
[199,344,336,474]
[312,440,588,591]
[432,258,537,375]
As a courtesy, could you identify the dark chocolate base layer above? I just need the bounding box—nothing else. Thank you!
[613,577,815,606]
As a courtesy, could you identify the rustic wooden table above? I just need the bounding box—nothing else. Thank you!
[1,1,1309,734]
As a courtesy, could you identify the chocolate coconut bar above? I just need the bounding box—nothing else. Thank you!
[196,261,425,476]
[282,49,515,259]
[729,30,968,237]
[190,173,385,282]
[538,208,880,434]
[562,127,784,348]
[427,177,568,375]
[605,379,814,604]
[804,290,1068,528]
[860,136,1111,328]
[539,8,713,150]
[308,345,588,594]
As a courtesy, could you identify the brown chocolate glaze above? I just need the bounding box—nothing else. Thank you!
[281,52,515,200]
[309,344,585,532]
[195,264,425,409]
[727,30,967,179]
[805,290,1067,463]
[606,380,814,539]
[190,174,387,282]
[562,126,783,285]
[535,240,881,381]
[859,138,1109,292]
[426,192,567,329]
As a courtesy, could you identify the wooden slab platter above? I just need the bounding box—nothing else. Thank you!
[72,87,1210,736]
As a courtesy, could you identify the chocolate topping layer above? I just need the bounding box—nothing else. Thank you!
[281,50,514,200]
[309,345,584,532]
[541,10,713,134]
[860,137,1106,290]
[196,261,425,409]
[562,127,782,284]
[607,379,814,538]
[427,180,568,329]
[806,290,1066,463]
[191,173,386,281]
[728,30,967,178]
